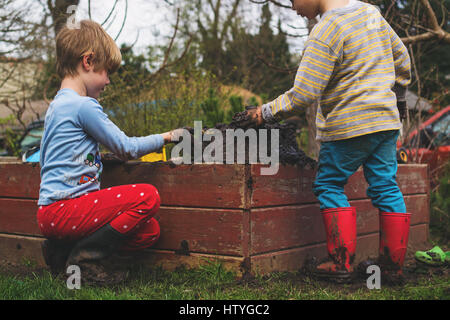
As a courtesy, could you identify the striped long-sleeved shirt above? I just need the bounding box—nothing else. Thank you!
[261,0,411,141]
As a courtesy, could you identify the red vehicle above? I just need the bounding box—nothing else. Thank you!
[397,105,450,174]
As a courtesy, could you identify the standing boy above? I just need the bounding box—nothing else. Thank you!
[239,0,412,282]
[38,20,180,285]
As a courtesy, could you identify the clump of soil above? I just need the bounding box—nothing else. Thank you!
[182,109,317,169]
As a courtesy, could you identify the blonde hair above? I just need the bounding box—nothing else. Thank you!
[55,20,122,78]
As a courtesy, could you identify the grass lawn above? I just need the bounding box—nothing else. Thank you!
[0,258,448,300]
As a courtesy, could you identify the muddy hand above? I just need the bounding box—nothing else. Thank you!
[161,128,187,144]
[232,105,264,129]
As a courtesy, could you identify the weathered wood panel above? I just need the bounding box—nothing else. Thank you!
[0,233,245,275]
[250,165,316,207]
[0,233,46,266]
[250,164,428,208]
[0,162,40,199]
[0,193,426,251]
[0,200,248,257]
[0,198,40,235]
[154,207,247,256]
[0,161,427,208]
[102,162,248,209]
[251,204,323,256]
[138,249,246,276]
[0,161,430,276]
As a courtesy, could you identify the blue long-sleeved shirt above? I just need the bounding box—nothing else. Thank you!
[38,88,164,205]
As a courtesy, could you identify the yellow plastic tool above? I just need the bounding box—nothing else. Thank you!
[140,146,167,162]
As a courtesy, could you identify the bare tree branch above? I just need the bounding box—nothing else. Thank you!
[114,0,128,41]
[220,0,241,41]
[145,8,193,81]
[400,0,450,44]
[101,0,119,26]
[2,98,27,131]
[256,55,297,73]
[278,27,309,38]
[161,8,181,68]
[102,8,193,101]
[249,0,291,9]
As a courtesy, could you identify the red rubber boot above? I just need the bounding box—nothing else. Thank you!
[379,212,411,277]
[314,207,357,282]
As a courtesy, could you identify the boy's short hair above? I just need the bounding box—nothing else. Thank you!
[56,20,122,78]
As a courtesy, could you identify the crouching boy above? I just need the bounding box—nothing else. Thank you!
[37,20,180,285]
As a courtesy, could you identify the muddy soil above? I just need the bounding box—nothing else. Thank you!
[182,109,317,168]
[0,259,48,278]
[238,256,449,293]
[2,252,448,292]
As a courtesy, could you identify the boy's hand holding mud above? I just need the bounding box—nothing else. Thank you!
[161,128,186,144]
[232,105,264,129]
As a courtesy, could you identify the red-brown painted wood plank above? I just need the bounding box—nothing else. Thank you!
[0,162,427,209]
[0,203,247,256]
[250,165,316,207]
[0,162,40,199]
[250,164,428,207]
[0,233,246,274]
[0,192,428,258]
[0,223,427,276]
[102,162,248,208]
[251,204,323,255]
[0,233,46,267]
[0,162,249,208]
[0,198,247,257]
[139,249,246,276]
[0,198,41,235]
[154,207,246,256]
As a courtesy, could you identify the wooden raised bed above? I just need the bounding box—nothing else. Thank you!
[0,158,430,275]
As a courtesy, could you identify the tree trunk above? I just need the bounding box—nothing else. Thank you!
[48,0,80,35]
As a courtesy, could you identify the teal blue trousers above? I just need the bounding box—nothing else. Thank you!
[313,130,406,213]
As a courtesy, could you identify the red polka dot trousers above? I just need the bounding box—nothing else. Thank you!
[37,184,161,251]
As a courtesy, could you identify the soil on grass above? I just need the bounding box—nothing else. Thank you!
[237,253,450,292]
[0,259,49,278]
[1,255,448,296]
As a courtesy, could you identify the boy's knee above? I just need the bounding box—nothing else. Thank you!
[367,180,400,195]
[136,218,160,247]
[146,218,160,238]
[137,184,161,214]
